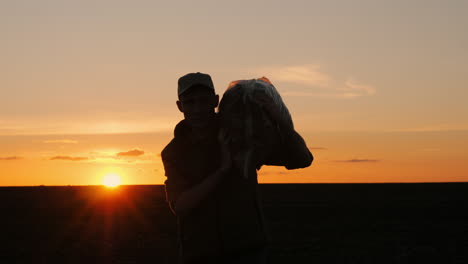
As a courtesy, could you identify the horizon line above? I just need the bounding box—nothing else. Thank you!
[1,182,467,188]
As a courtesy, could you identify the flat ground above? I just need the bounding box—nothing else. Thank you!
[0,183,467,263]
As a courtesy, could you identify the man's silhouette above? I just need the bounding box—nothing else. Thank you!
[161,72,313,264]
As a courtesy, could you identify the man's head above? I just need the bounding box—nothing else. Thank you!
[176,72,219,128]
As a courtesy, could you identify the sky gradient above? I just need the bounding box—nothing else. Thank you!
[1,0,467,186]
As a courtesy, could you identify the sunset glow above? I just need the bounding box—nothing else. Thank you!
[0,1,467,186]
[102,173,121,188]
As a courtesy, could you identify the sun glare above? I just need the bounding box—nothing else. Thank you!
[103,173,121,188]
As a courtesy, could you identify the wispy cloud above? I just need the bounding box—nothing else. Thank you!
[0,156,23,160]
[43,139,78,144]
[85,150,155,164]
[117,149,145,157]
[338,79,376,98]
[50,156,89,161]
[310,147,327,150]
[335,159,380,163]
[251,65,375,98]
[256,65,331,87]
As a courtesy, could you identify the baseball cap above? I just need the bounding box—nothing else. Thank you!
[178,72,215,97]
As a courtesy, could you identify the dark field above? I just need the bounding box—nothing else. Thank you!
[0,183,467,264]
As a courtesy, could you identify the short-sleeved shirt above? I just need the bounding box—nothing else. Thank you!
[161,115,313,262]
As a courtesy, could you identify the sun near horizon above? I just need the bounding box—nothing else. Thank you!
[1,1,467,186]
[102,173,121,188]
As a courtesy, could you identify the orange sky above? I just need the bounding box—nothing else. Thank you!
[1,130,467,186]
[1,0,467,185]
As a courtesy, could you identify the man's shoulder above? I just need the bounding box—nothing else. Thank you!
[161,138,178,161]
[161,119,189,161]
